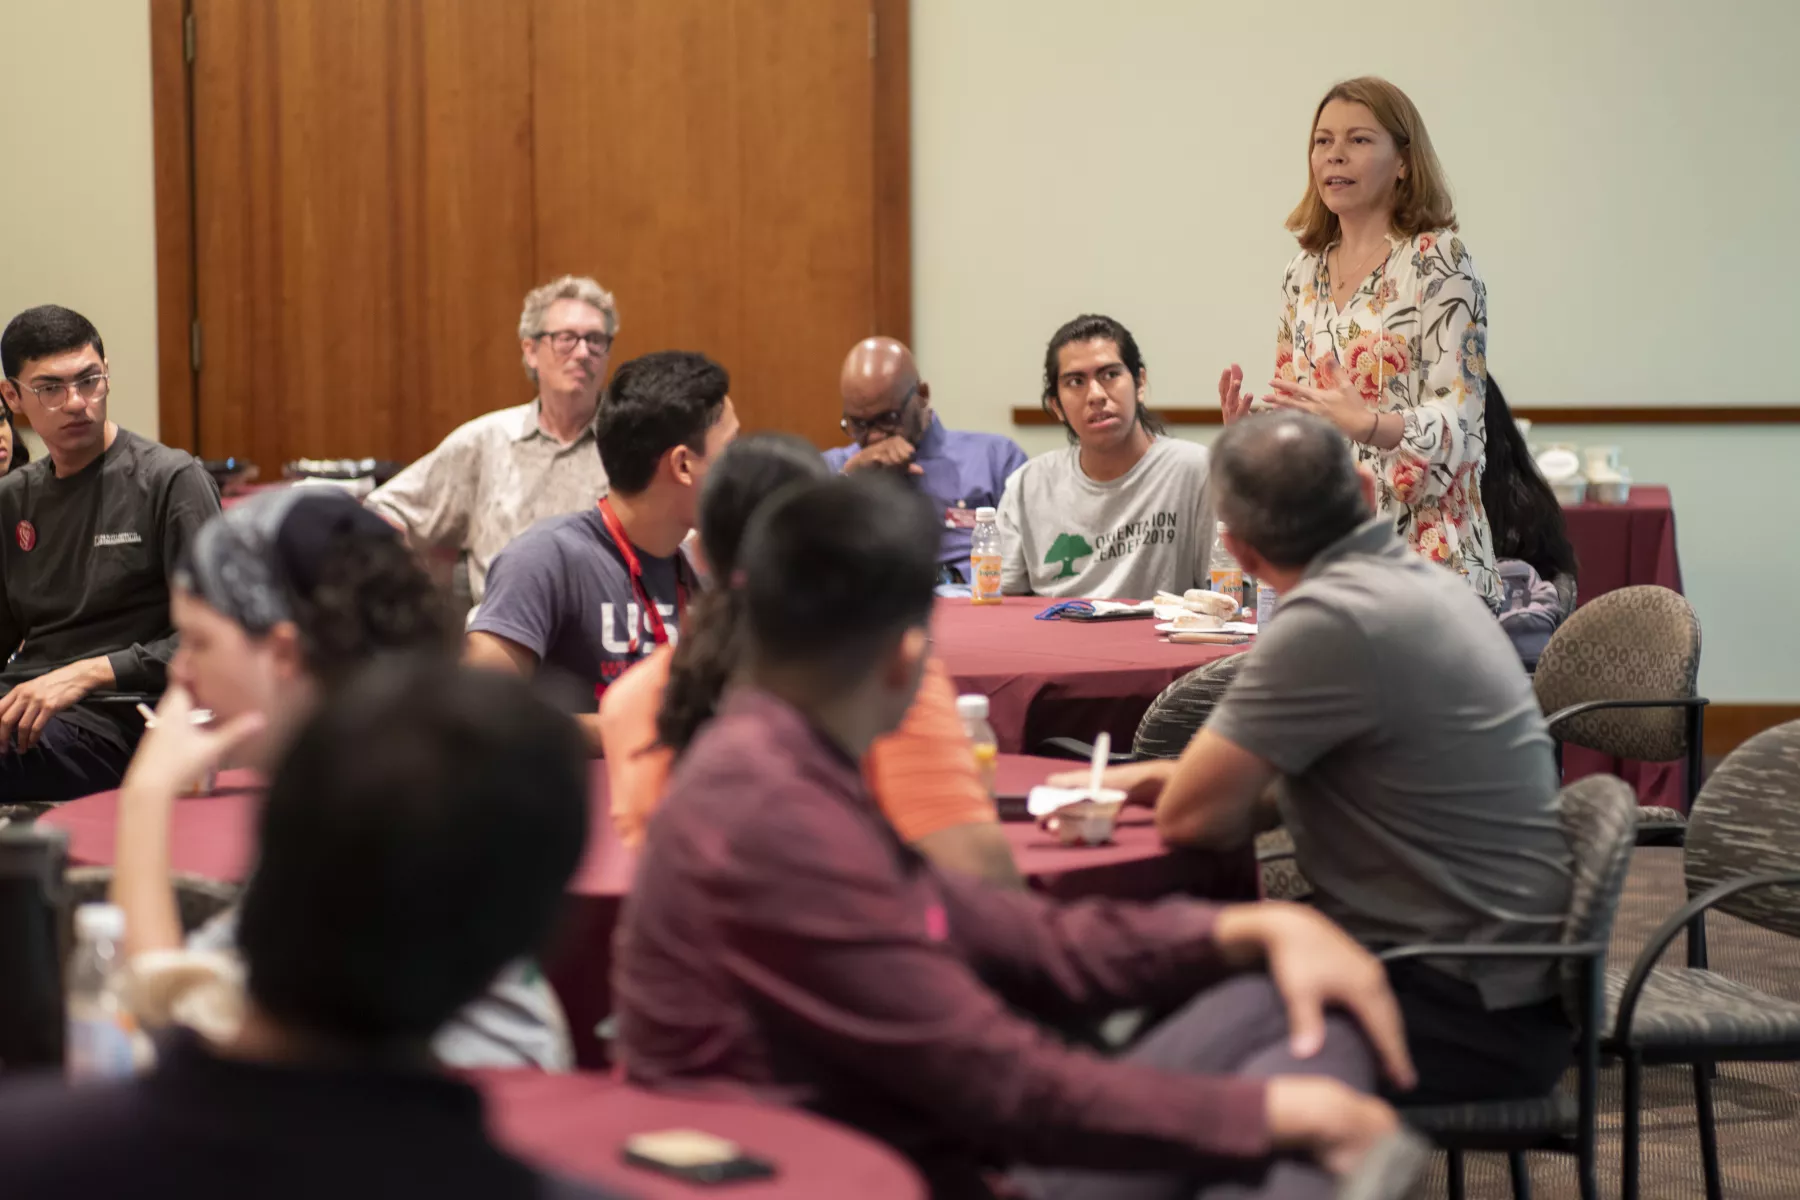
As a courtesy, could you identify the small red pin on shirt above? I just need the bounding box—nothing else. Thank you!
[15,520,36,552]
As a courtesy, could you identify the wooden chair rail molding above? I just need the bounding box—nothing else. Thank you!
[1706,706,1800,758]
[1010,406,1800,427]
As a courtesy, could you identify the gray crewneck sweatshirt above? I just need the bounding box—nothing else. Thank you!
[997,437,1213,600]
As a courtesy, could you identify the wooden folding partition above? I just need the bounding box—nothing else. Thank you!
[152,0,910,469]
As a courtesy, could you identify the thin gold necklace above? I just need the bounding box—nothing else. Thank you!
[1330,238,1390,303]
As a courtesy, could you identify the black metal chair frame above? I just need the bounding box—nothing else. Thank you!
[1606,869,1800,1200]
[1381,943,1609,1200]
[1547,696,1709,844]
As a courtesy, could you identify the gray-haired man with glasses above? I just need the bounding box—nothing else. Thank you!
[824,337,1027,585]
[365,274,618,605]
[0,304,221,801]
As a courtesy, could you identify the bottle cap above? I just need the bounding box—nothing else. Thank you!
[75,903,125,942]
[955,694,990,720]
[975,506,996,520]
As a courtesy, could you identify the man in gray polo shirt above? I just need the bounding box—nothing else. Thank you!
[1080,411,1573,1106]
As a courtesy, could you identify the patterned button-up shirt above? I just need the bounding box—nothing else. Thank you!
[365,399,607,602]
[1279,229,1502,611]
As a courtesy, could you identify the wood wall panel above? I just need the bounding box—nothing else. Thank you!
[169,0,905,466]
[190,0,534,468]
[871,0,911,345]
[532,0,877,449]
[735,0,876,445]
[150,0,196,452]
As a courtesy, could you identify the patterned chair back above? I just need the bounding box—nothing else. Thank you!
[1554,774,1639,1020]
[1532,585,1700,762]
[1133,653,1249,760]
[1683,720,1800,939]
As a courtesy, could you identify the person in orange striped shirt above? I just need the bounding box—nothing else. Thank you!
[598,434,1019,887]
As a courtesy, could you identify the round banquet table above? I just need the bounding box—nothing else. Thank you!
[931,596,1245,755]
[41,753,1250,1068]
[476,1069,924,1199]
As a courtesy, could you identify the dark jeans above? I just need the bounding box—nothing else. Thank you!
[1383,959,1574,1107]
[0,709,136,803]
[1015,974,1378,1200]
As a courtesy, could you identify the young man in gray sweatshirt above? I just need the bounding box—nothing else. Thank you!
[999,314,1213,599]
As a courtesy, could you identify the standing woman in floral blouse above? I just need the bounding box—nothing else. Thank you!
[1219,76,1501,610]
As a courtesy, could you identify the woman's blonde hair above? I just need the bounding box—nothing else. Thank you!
[1286,77,1456,254]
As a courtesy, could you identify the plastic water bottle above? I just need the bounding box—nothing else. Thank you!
[1208,522,1243,609]
[1255,578,1279,626]
[956,694,999,801]
[970,507,1003,605]
[66,903,135,1081]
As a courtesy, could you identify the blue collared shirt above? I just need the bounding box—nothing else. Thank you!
[823,415,1028,572]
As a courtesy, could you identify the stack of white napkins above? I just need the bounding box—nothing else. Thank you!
[1084,599,1157,617]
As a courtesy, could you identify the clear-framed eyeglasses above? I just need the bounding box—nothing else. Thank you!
[10,371,110,412]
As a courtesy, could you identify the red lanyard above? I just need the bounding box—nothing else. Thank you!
[596,496,689,654]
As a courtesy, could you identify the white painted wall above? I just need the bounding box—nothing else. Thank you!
[0,0,160,446]
[913,0,1800,703]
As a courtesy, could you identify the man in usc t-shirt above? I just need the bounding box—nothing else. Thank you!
[465,351,738,754]
[0,305,221,801]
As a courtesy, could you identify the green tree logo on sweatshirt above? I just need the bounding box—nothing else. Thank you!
[1044,533,1094,579]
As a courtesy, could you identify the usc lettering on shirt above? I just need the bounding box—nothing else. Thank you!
[599,601,680,657]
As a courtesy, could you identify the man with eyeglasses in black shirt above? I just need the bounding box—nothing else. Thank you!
[824,337,1028,586]
[0,304,220,802]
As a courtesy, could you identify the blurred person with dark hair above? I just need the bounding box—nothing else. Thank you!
[1481,377,1578,668]
[999,314,1215,598]
[616,471,1425,1200]
[826,336,1027,584]
[0,304,221,801]
[467,350,739,749]
[366,275,618,604]
[101,487,571,1070]
[0,402,30,474]
[0,660,619,1200]
[598,434,1018,886]
[1079,411,1573,1107]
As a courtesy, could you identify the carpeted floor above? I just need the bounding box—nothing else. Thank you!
[1405,846,1800,1199]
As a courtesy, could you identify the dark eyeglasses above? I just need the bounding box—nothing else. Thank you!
[840,387,918,439]
[535,329,613,356]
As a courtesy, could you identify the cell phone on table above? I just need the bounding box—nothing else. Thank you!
[622,1129,778,1185]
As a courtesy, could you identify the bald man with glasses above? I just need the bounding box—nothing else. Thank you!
[825,337,1027,585]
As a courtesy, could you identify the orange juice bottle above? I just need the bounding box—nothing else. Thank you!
[970,506,1003,604]
[956,694,999,800]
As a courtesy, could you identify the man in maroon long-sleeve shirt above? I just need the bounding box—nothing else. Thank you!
[614,474,1425,1200]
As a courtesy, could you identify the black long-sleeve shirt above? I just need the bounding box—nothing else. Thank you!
[0,427,220,740]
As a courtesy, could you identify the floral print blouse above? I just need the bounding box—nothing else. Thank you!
[1277,229,1502,611]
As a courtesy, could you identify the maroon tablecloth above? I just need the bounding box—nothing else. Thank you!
[1559,485,1687,809]
[43,754,1247,1069]
[994,756,1257,905]
[477,1069,924,1199]
[933,597,1244,754]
